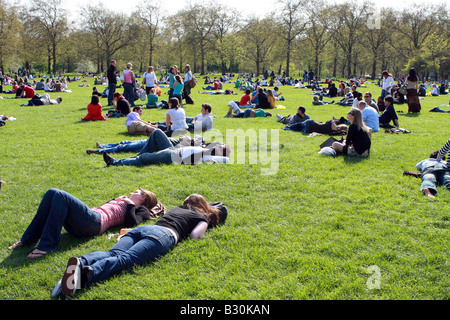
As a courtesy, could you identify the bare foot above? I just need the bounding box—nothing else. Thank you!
[8,241,24,250]
[27,249,47,259]
[423,188,435,198]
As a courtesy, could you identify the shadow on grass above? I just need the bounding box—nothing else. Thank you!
[398,112,421,117]
[0,233,92,268]
[342,155,370,164]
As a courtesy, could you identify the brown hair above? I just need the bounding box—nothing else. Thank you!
[139,188,158,210]
[183,194,220,228]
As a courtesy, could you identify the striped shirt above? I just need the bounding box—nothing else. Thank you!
[92,200,129,234]
[437,138,450,165]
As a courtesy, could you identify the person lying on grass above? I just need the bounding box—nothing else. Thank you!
[102,128,230,166]
[282,118,348,136]
[331,108,371,157]
[87,132,205,155]
[276,106,310,125]
[414,151,449,198]
[8,189,165,259]
[225,101,272,118]
[51,194,227,298]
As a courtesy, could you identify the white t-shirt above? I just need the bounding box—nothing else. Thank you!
[143,72,158,87]
[184,71,193,83]
[166,108,188,131]
[382,76,395,91]
[194,113,213,131]
[126,111,141,127]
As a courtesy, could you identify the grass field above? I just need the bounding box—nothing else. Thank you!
[0,75,449,301]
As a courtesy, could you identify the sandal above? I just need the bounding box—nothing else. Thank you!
[27,249,47,259]
[8,241,24,250]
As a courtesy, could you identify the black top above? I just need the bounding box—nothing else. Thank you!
[117,98,131,115]
[344,123,371,155]
[379,104,398,125]
[107,64,117,85]
[156,206,208,241]
[257,92,271,109]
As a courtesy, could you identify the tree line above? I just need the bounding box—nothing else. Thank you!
[1,0,448,80]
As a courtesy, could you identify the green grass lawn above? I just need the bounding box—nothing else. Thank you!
[0,75,449,300]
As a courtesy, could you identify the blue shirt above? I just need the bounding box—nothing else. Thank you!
[362,106,379,132]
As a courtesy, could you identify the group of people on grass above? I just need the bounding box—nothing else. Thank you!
[4,65,449,299]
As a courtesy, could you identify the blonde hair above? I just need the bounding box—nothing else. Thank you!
[350,108,369,133]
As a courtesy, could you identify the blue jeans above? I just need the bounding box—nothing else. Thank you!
[107,84,116,106]
[381,89,390,99]
[123,83,135,106]
[112,149,177,166]
[98,139,147,154]
[282,119,311,133]
[138,129,176,155]
[420,168,450,195]
[20,189,101,252]
[79,225,176,287]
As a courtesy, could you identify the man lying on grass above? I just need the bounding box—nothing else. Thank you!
[414,151,449,198]
[102,128,230,166]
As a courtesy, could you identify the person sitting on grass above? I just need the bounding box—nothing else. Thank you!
[8,188,165,259]
[82,95,106,121]
[146,87,159,108]
[51,194,227,297]
[312,96,334,105]
[331,108,371,157]
[106,93,131,118]
[188,103,214,131]
[379,95,399,128]
[126,106,158,135]
[239,89,255,107]
[414,151,449,198]
[276,106,310,125]
[336,87,354,106]
[225,101,272,118]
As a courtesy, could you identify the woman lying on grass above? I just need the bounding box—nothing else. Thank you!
[331,108,371,157]
[51,194,227,298]
[282,118,348,136]
[8,189,165,258]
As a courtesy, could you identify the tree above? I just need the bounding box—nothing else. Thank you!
[135,2,162,68]
[179,5,217,75]
[240,17,277,76]
[277,0,307,77]
[304,1,332,77]
[82,4,131,68]
[26,0,68,74]
[210,7,238,75]
[329,0,371,77]
[0,0,21,72]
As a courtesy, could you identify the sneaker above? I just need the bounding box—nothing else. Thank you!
[276,114,282,122]
[330,100,335,104]
[86,149,98,155]
[61,257,81,297]
[103,152,113,166]
[429,106,439,112]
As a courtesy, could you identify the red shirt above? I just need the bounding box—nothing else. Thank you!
[82,104,106,121]
[240,94,251,106]
[214,81,219,90]
[24,86,35,98]
[92,200,129,234]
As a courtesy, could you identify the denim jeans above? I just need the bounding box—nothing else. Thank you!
[420,168,450,195]
[283,119,311,133]
[123,83,135,106]
[138,129,175,155]
[20,189,101,252]
[107,84,116,106]
[112,149,177,166]
[98,139,147,154]
[79,225,176,287]
[381,89,390,99]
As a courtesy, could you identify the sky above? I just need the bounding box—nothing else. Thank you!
[56,0,443,20]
